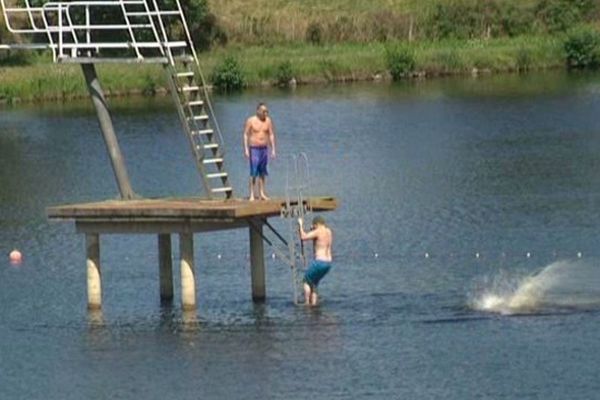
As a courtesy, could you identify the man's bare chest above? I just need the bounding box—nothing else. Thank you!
[250,119,269,134]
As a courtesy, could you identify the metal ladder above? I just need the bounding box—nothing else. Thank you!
[6,0,233,199]
[250,153,313,304]
[283,153,313,304]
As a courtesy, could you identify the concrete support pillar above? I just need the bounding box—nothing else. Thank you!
[86,233,102,310]
[179,232,196,311]
[249,222,266,302]
[158,234,173,302]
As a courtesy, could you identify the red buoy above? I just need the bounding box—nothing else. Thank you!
[9,249,22,264]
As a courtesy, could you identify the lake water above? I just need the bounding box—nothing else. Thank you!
[2,71,600,399]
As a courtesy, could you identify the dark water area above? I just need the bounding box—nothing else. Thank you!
[2,71,600,399]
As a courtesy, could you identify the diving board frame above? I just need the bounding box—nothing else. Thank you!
[4,0,339,313]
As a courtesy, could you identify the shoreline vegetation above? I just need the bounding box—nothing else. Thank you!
[1,0,600,105]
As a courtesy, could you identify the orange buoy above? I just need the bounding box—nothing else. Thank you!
[9,249,22,264]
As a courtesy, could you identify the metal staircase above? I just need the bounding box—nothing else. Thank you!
[0,0,233,199]
[164,57,233,199]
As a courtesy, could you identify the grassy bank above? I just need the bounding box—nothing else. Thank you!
[0,34,567,104]
[208,0,597,44]
[0,60,165,104]
[2,0,599,103]
[217,35,564,84]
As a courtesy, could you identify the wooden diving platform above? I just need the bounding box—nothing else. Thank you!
[47,196,337,230]
[46,196,338,311]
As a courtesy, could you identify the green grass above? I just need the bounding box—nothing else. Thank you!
[0,53,165,103]
[415,36,564,74]
[209,0,419,44]
[1,0,597,103]
[203,34,564,85]
[207,0,546,44]
[0,34,568,104]
[204,42,388,84]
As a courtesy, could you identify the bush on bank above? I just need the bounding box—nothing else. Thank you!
[564,27,600,69]
[385,45,416,80]
[211,56,245,92]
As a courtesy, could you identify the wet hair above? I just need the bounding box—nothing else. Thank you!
[312,215,326,226]
[257,102,267,110]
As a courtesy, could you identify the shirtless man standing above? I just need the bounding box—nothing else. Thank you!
[243,102,276,201]
[298,215,333,306]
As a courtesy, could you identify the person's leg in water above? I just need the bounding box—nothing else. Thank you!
[303,260,331,305]
[310,290,318,306]
[303,282,312,304]
[303,282,319,306]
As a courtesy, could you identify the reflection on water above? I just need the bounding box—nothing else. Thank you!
[87,309,105,327]
[2,71,600,399]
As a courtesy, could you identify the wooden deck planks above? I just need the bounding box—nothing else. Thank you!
[47,196,338,221]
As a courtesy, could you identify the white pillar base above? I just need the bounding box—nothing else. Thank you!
[179,233,196,311]
[86,233,102,310]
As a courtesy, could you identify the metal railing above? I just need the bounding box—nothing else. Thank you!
[1,0,46,34]
[284,152,313,218]
[2,0,183,60]
[41,0,174,61]
[1,0,226,155]
[284,152,313,304]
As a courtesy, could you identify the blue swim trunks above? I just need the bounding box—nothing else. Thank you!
[304,260,332,288]
[249,146,269,177]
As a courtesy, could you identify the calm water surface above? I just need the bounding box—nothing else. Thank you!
[2,71,600,399]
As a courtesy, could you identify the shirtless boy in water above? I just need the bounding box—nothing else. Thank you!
[243,102,276,201]
[298,216,333,306]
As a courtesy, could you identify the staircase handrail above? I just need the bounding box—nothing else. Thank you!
[168,0,226,156]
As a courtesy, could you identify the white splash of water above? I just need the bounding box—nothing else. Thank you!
[470,260,600,315]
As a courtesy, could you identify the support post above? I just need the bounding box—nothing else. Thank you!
[179,232,196,311]
[81,63,135,200]
[249,221,266,302]
[158,234,173,302]
[86,233,102,310]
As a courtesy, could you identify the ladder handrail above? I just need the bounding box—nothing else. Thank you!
[248,220,294,267]
[285,152,313,214]
[148,0,174,65]
[263,218,289,247]
[135,0,166,58]
[163,66,215,198]
[168,0,226,155]
[284,152,315,304]
[118,0,144,59]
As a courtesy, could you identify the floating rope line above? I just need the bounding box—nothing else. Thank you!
[414,251,587,259]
